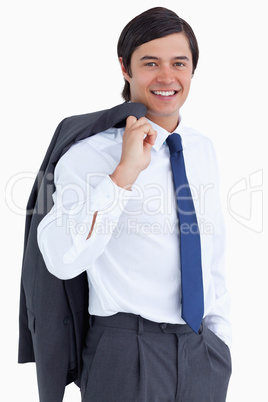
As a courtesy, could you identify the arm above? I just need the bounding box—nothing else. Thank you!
[202,141,232,348]
[37,116,157,280]
[203,204,232,348]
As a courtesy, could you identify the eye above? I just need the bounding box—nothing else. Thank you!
[174,62,185,67]
[145,62,157,67]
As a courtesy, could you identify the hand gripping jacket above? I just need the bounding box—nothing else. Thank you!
[18,102,147,402]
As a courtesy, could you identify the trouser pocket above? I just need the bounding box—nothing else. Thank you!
[202,325,232,402]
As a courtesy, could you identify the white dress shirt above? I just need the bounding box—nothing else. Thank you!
[37,118,231,347]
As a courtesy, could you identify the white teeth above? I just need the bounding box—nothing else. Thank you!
[153,90,176,96]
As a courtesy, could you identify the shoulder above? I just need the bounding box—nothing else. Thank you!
[179,123,217,159]
[179,123,219,178]
[179,123,213,148]
[54,126,123,184]
[60,126,121,162]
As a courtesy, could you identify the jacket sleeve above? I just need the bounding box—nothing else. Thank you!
[18,118,66,364]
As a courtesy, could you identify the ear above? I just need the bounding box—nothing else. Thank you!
[119,57,131,83]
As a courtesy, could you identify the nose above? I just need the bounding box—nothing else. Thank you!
[156,65,175,85]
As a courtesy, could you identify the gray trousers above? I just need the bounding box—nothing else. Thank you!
[80,313,232,402]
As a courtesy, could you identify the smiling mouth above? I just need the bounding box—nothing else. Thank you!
[151,90,178,97]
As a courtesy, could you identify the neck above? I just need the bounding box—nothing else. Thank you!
[145,112,180,133]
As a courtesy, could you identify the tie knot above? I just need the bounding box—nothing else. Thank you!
[166,133,183,155]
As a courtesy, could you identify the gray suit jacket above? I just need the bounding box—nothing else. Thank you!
[18,102,147,402]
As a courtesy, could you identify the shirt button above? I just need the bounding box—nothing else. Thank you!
[160,323,167,330]
[63,316,70,326]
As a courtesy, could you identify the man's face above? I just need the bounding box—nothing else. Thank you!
[120,33,193,132]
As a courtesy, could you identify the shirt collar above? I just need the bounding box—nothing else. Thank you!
[146,116,183,152]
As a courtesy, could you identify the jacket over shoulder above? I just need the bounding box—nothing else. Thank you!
[18,102,147,402]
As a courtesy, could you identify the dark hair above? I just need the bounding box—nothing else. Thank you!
[117,7,199,101]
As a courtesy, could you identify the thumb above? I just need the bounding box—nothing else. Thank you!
[125,115,137,130]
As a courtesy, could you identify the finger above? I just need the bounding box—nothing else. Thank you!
[141,124,157,137]
[133,120,156,134]
[144,130,157,146]
[125,115,137,130]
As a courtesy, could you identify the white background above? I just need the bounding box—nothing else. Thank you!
[1,0,267,400]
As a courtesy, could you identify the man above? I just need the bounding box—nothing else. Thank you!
[20,7,231,402]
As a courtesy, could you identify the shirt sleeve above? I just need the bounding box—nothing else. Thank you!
[201,140,232,349]
[37,141,131,280]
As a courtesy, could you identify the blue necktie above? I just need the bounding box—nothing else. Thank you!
[166,133,204,333]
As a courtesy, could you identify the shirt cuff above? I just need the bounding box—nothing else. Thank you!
[90,174,134,217]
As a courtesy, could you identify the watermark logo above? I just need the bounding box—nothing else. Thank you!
[227,170,263,233]
[5,169,264,234]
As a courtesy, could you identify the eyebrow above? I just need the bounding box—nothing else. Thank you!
[140,56,190,61]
